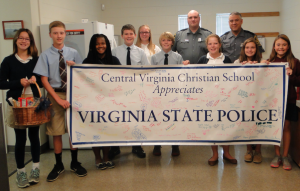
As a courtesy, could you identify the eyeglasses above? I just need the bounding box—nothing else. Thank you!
[140,32,150,35]
[18,37,30,41]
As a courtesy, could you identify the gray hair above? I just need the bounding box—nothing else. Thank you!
[229,12,242,19]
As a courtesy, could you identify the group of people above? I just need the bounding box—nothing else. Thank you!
[0,9,299,188]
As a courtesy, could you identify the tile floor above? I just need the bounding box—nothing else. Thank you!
[8,145,300,191]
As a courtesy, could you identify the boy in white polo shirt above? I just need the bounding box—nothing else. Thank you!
[151,31,185,156]
[151,31,183,65]
[112,24,149,66]
[110,24,148,159]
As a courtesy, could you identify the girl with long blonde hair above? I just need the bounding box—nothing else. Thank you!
[136,25,161,62]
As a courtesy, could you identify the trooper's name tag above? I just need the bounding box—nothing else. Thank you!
[185,39,189,42]
[198,38,202,42]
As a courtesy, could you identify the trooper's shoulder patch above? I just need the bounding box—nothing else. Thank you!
[220,31,230,38]
[200,27,213,34]
[179,28,188,32]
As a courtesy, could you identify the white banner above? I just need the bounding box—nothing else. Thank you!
[67,64,288,148]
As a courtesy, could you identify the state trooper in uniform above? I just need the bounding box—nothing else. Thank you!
[172,10,212,64]
[221,12,264,62]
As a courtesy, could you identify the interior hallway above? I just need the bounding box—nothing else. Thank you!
[8,145,300,191]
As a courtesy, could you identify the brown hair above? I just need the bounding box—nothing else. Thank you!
[269,34,295,69]
[159,32,175,47]
[49,21,66,33]
[205,34,222,53]
[135,25,156,55]
[12,28,38,57]
[121,24,135,35]
[238,37,261,62]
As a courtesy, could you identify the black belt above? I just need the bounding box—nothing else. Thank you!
[54,89,66,92]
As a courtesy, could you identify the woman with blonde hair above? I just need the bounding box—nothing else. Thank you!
[136,25,161,62]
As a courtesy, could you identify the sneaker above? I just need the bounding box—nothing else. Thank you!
[70,162,87,177]
[132,146,146,158]
[270,155,281,168]
[253,152,262,164]
[282,157,292,170]
[244,151,253,162]
[29,168,40,184]
[171,146,180,156]
[105,161,115,169]
[96,163,107,170]
[47,164,65,182]
[108,146,121,160]
[16,172,30,188]
[153,146,161,156]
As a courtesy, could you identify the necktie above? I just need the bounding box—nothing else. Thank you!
[127,47,131,65]
[164,54,168,65]
[58,50,67,90]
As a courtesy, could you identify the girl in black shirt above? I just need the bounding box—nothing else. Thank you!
[83,34,120,170]
[83,34,121,65]
[0,28,42,188]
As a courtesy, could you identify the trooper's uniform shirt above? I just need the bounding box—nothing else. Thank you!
[172,27,212,64]
[221,28,264,62]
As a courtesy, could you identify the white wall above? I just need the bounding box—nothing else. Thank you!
[281,0,300,59]
[38,0,102,25]
[0,0,102,62]
[0,0,42,60]
[0,0,32,62]
[101,0,281,59]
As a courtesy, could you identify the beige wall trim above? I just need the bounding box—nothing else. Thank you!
[255,32,280,37]
[241,12,280,17]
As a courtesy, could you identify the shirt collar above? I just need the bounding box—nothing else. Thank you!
[162,50,173,55]
[187,27,201,34]
[207,53,224,60]
[51,44,66,52]
[228,28,245,38]
[15,53,33,62]
[122,44,135,49]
